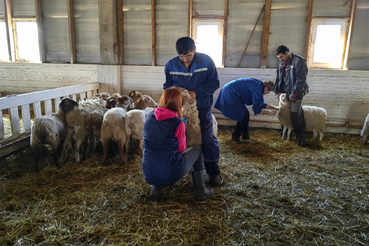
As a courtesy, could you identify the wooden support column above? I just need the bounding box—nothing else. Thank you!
[188,0,193,37]
[303,0,314,60]
[67,0,76,64]
[4,0,14,62]
[343,0,358,69]
[222,0,229,67]
[260,0,272,68]
[98,0,118,64]
[151,0,156,66]
[117,0,124,65]
[34,0,46,62]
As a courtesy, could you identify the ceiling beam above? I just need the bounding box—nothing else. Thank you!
[303,0,314,61]
[343,0,358,69]
[34,0,46,62]
[4,0,14,62]
[188,0,193,37]
[222,0,229,67]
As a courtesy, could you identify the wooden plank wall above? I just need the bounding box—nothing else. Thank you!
[1,63,369,134]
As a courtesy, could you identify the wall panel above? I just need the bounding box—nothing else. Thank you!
[123,0,151,65]
[12,0,35,17]
[42,0,70,63]
[75,0,100,63]
[193,0,224,17]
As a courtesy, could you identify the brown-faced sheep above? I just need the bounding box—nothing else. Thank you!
[129,90,143,102]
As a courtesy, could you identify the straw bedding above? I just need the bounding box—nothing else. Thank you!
[0,126,368,245]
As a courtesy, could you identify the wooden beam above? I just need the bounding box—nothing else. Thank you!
[34,0,46,62]
[151,0,156,66]
[303,0,314,60]
[238,4,265,68]
[117,0,124,65]
[188,0,193,37]
[4,0,14,62]
[260,0,271,68]
[67,0,76,64]
[222,0,229,67]
[343,0,358,70]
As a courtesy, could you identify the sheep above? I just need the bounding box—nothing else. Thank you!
[62,97,108,163]
[359,113,369,155]
[30,98,79,172]
[278,93,327,141]
[125,107,155,157]
[117,95,135,111]
[100,107,128,165]
[129,90,143,102]
[133,95,158,110]
[92,92,111,101]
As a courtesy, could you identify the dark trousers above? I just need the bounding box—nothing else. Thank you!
[198,108,220,175]
[290,99,306,145]
[233,108,250,139]
[179,146,204,179]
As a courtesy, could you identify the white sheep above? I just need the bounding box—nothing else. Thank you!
[278,93,327,141]
[100,107,128,165]
[125,107,155,157]
[30,98,79,172]
[133,95,158,110]
[359,113,369,155]
[62,97,108,163]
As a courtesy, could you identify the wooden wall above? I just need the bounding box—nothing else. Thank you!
[1,63,368,134]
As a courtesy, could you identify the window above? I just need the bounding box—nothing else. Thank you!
[308,18,348,69]
[12,19,41,62]
[192,20,223,67]
[0,21,9,61]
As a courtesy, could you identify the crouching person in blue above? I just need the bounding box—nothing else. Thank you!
[142,87,214,201]
[163,36,222,187]
[214,78,278,143]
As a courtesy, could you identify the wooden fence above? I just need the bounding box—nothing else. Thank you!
[0,83,100,158]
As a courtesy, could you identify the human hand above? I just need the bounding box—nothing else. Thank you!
[288,97,295,102]
[187,91,196,104]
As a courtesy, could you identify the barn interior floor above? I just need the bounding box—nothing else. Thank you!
[0,126,368,245]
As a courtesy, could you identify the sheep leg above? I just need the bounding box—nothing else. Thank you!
[359,134,368,155]
[118,140,127,164]
[139,139,144,157]
[102,139,109,166]
[313,129,318,139]
[281,125,287,140]
[52,148,61,169]
[287,128,292,141]
[61,127,74,161]
[319,131,324,141]
[74,138,84,163]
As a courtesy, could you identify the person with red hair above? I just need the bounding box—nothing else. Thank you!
[142,87,214,201]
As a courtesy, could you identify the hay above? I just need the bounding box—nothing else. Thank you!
[0,127,368,245]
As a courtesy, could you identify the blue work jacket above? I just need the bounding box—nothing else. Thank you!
[163,53,220,110]
[214,78,267,122]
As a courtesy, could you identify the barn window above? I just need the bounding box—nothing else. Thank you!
[12,19,41,63]
[0,21,9,62]
[308,18,348,69]
[192,20,223,67]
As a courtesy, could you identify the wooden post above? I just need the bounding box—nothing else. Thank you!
[238,4,265,68]
[343,0,358,70]
[67,0,76,64]
[303,0,314,61]
[4,0,15,62]
[117,0,124,65]
[98,0,118,64]
[34,0,46,62]
[151,0,156,66]
[222,0,229,67]
[260,0,272,68]
[188,0,193,37]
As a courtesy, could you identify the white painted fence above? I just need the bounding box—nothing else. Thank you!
[0,83,100,158]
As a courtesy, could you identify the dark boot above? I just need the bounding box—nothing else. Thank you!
[192,170,214,201]
[210,173,223,187]
[149,185,161,199]
[232,134,243,143]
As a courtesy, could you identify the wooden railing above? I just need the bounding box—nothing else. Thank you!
[0,83,100,158]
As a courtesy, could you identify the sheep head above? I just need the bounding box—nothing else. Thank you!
[117,95,135,111]
[59,98,79,113]
[129,90,143,102]
[278,93,290,108]
[134,95,158,110]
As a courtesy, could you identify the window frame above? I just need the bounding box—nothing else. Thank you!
[192,18,224,68]
[307,18,349,69]
[0,19,10,62]
[12,17,40,63]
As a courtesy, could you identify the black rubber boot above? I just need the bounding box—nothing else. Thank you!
[192,170,214,201]
[149,185,161,199]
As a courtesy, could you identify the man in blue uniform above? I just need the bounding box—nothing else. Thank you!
[214,78,278,143]
[163,37,222,187]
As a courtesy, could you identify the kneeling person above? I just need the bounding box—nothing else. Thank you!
[142,87,214,201]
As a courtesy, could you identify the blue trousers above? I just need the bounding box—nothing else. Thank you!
[198,108,220,175]
[233,108,250,139]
